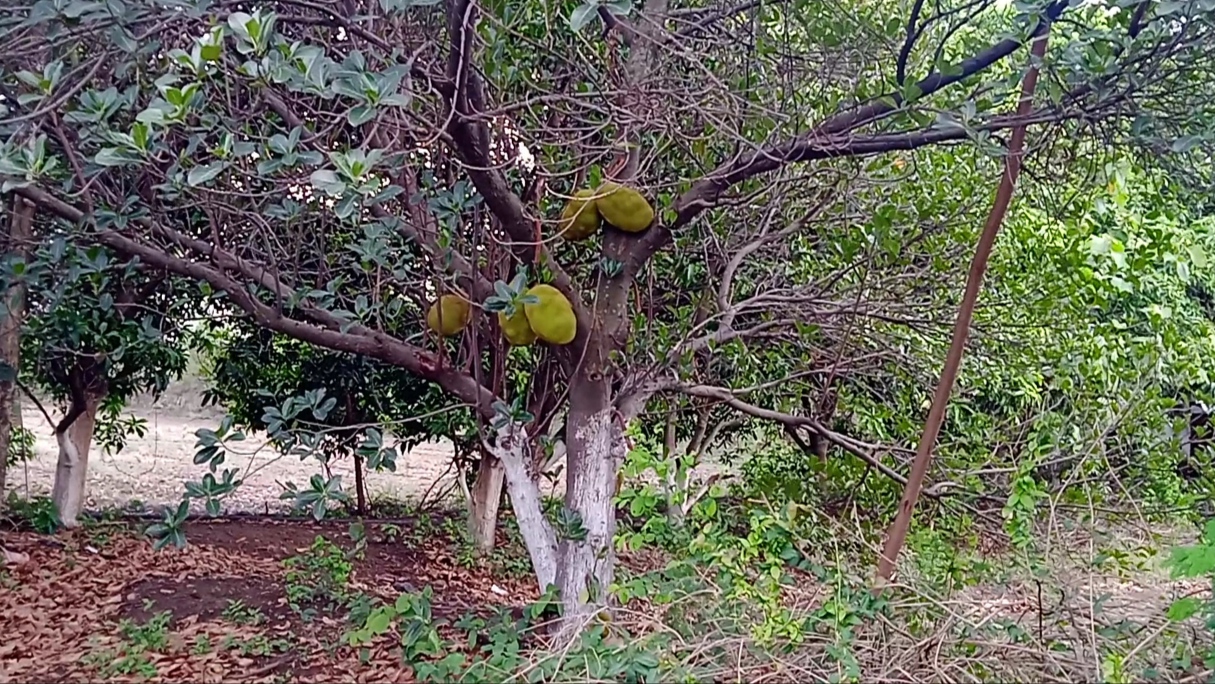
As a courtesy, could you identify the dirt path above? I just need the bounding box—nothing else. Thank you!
[3,386,727,515]
[3,402,487,514]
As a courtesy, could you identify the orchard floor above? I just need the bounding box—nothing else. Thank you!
[0,516,543,683]
[0,392,1211,681]
[0,511,1210,683]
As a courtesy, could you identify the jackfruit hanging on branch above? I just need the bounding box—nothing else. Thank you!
[499,309,538,346]
[594,182,654,233]
[523,284,577,345]
[481,274,578,347]
[425,294,472,337]
[555,183,655,240]
[558,189,603,241]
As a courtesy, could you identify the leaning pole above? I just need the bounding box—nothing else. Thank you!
[875,26,1052,587]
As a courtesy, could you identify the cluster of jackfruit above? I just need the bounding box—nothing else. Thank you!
[501,283,577,346]
[557,182,654,242]
[424,286,578,348]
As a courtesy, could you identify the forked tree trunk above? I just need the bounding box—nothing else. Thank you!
[468,455,504,555]
[491,382,629,638]
[51,392,103,528]
[0,198,34,501]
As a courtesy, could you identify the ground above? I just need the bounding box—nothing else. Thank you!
[0,516,541,682]
[1,385,1211,682]
[3,387,544,513]
[0,513,1208,682]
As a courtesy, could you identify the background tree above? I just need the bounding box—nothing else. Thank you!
[10,233,191,526]
[0,197,34,500]
[198,317,514,553]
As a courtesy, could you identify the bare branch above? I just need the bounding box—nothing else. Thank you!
[672,382,928,494]
[670,0,1069,229]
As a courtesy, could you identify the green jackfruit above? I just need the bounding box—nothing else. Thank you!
[523,284,577,345]
[426,294,472,336]
[559,189,602,241]
[498,309,537,346]
[595,182,654,233]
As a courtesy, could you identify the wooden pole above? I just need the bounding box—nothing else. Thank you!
[875,27,1052,587]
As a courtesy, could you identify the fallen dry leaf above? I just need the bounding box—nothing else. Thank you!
[3,547,30,566]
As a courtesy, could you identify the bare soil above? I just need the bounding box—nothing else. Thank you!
[0,518,538,682]
[3,399,550,514]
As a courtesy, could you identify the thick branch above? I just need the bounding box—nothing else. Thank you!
[55,364,92,435]
[11,184,501,419]
[627,101,1092,270]
[440,0,588,338]
[670,0,1068,229]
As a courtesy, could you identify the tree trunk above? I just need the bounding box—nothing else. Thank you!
[554,384,623,627]
[468,454,504,555]
[0,198,34,501]
[352,453,367,515]
[489,379,629,637]
[492,424,558,590]
[51,392,102,528]
[661,411,687,526]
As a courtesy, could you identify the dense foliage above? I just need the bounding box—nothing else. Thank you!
[198,318,476,513]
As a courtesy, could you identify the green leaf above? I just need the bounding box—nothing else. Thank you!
[1172,135,1202,152]
[1167,597,1202,621]
[187,161,228,186]
[568,2,598,32]
[310,169,347,195]
[1189,244,1207,269]
[348,105,376,126]
[94,147,142,167]
[366,608,393,634]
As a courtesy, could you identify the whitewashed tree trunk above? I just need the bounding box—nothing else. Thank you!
[491,424,558,591]
[468,455,504,555]
[556,409,620,617]
[493,383,639,638]
[50,396,100,528]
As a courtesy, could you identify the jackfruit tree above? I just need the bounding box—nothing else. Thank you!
[4,0,1215,634]
[0,225,191,526]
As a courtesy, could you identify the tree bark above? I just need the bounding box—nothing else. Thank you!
[554,378,624,629]
[491,424,558,591]
[0,198,34,501]
[50,390,103,528]
[876,29,1050,586]
[468,454,504,555]
[352,453,367,516]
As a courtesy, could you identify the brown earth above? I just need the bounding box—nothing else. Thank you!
[0,518,540,683]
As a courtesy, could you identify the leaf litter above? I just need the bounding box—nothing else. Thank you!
[0,518,536,683]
